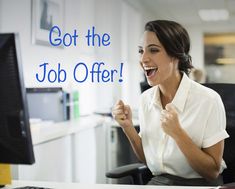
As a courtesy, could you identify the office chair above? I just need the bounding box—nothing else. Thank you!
[106,83,235,185]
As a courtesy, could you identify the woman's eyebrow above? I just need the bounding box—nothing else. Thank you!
[138,44,161,48]
[147,44,161,48]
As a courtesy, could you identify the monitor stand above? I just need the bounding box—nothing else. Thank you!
[0,164,12,187]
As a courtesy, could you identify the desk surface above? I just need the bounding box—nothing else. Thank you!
[30,114,107,145]
[4,180,215,189]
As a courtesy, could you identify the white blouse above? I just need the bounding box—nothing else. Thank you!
[139,73,229,178]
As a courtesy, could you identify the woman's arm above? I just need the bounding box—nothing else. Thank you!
[161,103,224,180]
[174,128,224,180]
[112,100,146,163]
[122,126,146,163]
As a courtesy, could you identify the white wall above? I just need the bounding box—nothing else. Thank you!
[186,25,204,70]
[0,0,153,115]
[92,0,122,113]
[0,0,98,116]
[120,1,143,111]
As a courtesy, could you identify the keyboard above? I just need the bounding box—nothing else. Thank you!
[13,187,52,189]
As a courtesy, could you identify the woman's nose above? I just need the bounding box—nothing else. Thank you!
[141,51,150,64]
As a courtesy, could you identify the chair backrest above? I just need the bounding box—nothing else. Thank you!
[203,83,235,183]
[140,81,151,93]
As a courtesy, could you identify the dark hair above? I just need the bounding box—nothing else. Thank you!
[145,20,193,75]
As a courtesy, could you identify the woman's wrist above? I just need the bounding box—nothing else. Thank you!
[172,126,186,141]
[122,122,133,133]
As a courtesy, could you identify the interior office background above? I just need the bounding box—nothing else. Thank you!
[1,0,235,184]
[1,0,235,116]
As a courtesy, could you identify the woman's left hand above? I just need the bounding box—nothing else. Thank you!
[160,103,182,138]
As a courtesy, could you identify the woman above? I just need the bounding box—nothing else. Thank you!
[112,20,229,186]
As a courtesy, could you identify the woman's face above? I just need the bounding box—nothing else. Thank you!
[139,31,178,86]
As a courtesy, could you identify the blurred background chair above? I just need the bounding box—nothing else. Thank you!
[106,83,235,185]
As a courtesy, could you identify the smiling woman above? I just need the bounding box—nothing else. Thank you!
[138,20,193,89]
[112,20,229,186]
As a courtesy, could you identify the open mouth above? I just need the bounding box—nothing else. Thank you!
[144,67,158,77]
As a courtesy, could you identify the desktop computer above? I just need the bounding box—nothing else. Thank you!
[0,33,49,189]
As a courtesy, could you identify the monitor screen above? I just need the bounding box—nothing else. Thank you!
[0,33,35,164]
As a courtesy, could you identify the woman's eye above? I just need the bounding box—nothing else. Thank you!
[138,49,144,54]
[150,48,159,53]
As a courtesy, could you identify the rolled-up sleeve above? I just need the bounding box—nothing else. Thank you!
[202,95,229,148]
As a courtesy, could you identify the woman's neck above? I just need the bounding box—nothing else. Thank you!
[159,71,182,108]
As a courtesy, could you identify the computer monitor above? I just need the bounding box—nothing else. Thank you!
[0,33,35,164]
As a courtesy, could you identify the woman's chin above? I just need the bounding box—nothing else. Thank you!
[147,79,158,87]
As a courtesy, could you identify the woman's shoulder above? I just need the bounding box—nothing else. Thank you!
[189,80,221,102]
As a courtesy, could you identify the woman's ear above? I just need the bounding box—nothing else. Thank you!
[170,57,179,65]
[171,57,179,70]
[172,57,178,63]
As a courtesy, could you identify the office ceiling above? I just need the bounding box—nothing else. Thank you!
[138,0,235,33]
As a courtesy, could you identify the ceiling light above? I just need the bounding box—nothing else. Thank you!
[198,9,229,21]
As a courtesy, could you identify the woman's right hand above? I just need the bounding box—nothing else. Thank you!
[112,100,133,129]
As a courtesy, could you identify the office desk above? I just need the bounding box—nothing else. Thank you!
[4,180,214,189]
[12,115,109,183]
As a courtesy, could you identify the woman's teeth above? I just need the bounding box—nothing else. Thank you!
[144,67,158,77]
